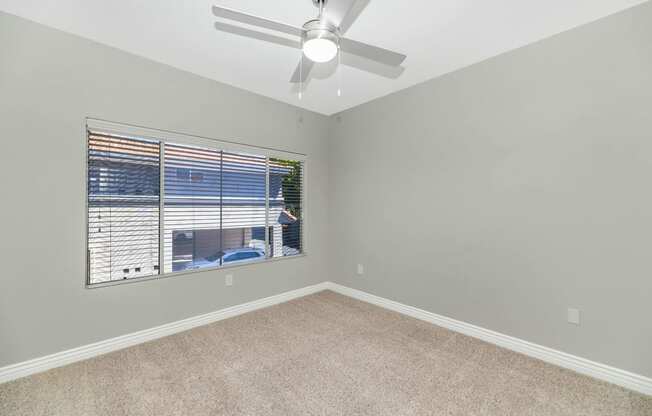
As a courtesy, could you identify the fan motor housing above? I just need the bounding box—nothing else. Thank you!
[302,19,339,45]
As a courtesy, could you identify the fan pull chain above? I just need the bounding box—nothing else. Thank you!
[337,42,342,97]
[299,41,303,100]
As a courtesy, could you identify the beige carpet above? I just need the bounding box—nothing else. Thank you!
[1,291,650,415]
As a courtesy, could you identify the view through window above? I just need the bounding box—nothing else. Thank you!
[87,126,304,285]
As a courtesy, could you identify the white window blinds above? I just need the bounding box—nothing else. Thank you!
[87,133,161,283]
[86,124,304,286]
[269,158,303,257]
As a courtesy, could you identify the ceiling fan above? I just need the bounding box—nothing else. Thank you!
[212,0,407,86]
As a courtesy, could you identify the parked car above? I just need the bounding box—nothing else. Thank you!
[222,248,266,264]
[184,248,265,270]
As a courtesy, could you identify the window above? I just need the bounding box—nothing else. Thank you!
[86,121,304,286]
[87,133,160,283]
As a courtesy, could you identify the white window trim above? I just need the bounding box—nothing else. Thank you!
[84,118,307,289]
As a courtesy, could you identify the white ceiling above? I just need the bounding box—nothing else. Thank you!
[0,0,647,115]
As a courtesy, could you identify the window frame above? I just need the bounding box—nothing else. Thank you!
[84,118,306,289]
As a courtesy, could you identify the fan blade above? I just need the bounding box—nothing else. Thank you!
[290,56,315,83]
[339,38,406,66]
[214,22,301,49]
[341,52,405,79]
[325,0,369,34]
[212,6,303,38]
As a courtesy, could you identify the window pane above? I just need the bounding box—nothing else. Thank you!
[269,158,303,257]
[221,152,268,264]
[164,143,222,273]
[87,133,160,284]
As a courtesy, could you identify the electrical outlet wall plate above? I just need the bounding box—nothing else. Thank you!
[356,264,364,275]
[225,274,234,286]
[567,308,581,325]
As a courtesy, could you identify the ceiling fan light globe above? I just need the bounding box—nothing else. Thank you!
[303,38,338,63]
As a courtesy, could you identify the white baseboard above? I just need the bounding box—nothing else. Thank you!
[2,281,650,397]
[324,282,652,396]
[0,282,330,384]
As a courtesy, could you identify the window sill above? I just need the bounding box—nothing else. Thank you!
[85,253,307,289]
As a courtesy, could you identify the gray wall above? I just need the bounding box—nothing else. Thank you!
[329,2,652,377]
[0,12,330,367]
